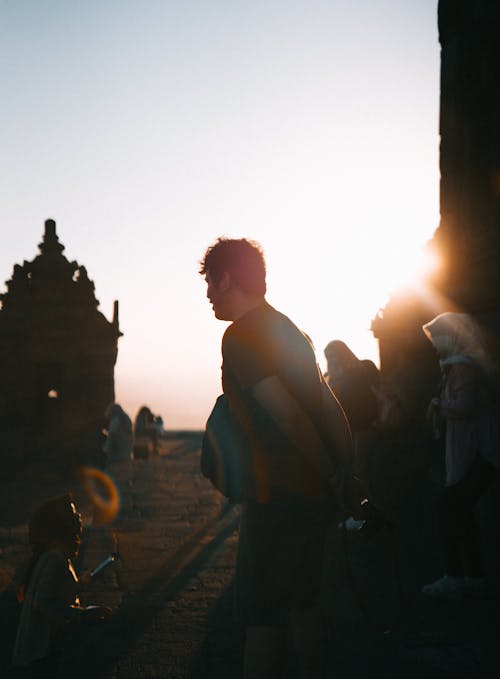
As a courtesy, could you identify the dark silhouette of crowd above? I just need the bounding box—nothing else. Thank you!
[199,236,500,679]
[9,237,500,679]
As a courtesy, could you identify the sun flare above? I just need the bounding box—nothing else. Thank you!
[386,246,441,294]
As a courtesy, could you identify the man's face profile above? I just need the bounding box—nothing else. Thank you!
[205,271,232,321]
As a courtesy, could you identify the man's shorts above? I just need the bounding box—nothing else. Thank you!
[234,496,331,627]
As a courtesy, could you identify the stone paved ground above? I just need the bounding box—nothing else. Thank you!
[1,434,244,679]
[1,432,500,678]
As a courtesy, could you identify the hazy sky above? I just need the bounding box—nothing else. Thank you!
[1,0,440,429]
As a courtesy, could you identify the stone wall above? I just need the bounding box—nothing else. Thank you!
[373,0,500,410]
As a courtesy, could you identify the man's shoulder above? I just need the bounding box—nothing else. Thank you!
[223,303,302,348]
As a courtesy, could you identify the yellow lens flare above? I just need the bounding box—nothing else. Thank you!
[78,467,120,524]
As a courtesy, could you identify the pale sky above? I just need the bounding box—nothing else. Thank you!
[0,0,440,429]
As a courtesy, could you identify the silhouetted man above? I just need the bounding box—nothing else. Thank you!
[200,237,353,679]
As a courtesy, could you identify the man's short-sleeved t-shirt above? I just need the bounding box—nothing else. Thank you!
[221,301,326,501]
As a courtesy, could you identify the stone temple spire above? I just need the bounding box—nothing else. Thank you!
[0,218,122,468]
[38,218,65,255]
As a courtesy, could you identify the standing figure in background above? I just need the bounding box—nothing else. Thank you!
[153,415,164,439]
[103,403,133,465]
[422,312,500,598]
[324,340,379,491]
[134,406,154,436]
[133,406,158,458]
[103,403,134,516]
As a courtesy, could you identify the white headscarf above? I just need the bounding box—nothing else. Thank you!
[422,312,494,376]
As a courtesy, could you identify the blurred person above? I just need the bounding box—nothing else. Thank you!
[200,237,353,679]
[134,406,154,436]
[103,403,134,516]
[421,312,500,598]
[103,403,133,465]
[12,494,111,677]
[324,341,379,433]
[153,414,164,438]
[324,341,379,492]
[133,405,159,457]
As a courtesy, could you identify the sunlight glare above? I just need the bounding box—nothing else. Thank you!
[387,246,441,294]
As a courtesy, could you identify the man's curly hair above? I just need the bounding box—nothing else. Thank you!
[199,237,266,295]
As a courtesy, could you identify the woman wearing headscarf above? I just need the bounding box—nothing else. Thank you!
[421,312,500,598]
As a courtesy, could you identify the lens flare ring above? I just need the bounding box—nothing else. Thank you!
[79,467,120,523]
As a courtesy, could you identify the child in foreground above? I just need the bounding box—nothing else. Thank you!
[12,494,112,678]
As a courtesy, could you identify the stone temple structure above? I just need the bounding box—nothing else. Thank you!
[0,219,121,466]
[372,0,500,416]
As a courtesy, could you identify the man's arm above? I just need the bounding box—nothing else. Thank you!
[252,375,353,497]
